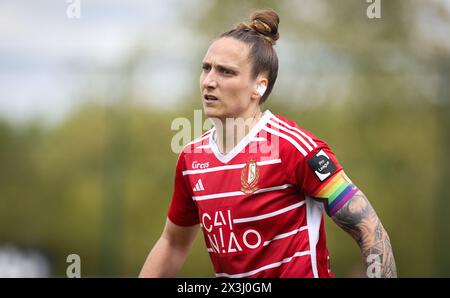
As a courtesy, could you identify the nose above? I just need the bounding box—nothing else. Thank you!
[201,70,218,90]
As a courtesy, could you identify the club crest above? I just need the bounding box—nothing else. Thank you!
[241,159,259,194]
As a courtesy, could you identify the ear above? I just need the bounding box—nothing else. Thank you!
[252,77,269,100]
[256,84,267,97]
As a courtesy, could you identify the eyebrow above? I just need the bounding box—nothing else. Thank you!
[202,62,239,72]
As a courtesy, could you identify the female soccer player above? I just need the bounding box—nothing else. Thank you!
[139,9,397,278]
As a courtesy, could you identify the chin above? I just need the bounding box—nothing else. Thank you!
[203,106,224,119]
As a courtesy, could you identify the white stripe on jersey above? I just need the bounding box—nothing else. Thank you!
[272,115,317,148]
[215,250,311,278]
[182,129,213,150]
[250,137,267,142]
[262,126,308,156]
[253,183,292,194]
[268,119,313,152]
[182,158,281,176]
[233,200,305,224]
[193,190,244,201]
[257,158,282,166]
[263,226,308,246]
[184,164,243,176]
[192,183,293,201]
[270,116,318,148]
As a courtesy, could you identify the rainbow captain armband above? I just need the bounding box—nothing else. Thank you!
[312,170,359,216]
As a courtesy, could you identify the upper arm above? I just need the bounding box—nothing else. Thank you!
[278,126,379,229]
[161,217,200,250]
[308,170,359,217]
[167,153,200,226]
[330,190,383,245]
[281,135,354,216]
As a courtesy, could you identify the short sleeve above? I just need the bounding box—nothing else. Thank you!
[284,139,359,217]
[167,153,200,226]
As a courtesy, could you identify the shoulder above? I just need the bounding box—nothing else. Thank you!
[176,128,214,167]
[180,128,214,155]
[265,112,326,159]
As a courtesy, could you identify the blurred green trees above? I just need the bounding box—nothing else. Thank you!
[0,97,443,276]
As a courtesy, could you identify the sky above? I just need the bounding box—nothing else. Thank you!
[0,0,449,125]
[0,0,206,124]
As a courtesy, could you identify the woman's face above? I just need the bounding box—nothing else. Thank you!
[200,37,260,120]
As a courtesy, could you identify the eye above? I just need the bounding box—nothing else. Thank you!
[219,68,234,75]
[202,64,211,72]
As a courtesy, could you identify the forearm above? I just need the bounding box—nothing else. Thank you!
[332,190,397,277]
[139,236,190,278]
[359,222,397,278]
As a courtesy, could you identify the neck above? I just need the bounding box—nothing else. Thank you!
[211,108,263,154]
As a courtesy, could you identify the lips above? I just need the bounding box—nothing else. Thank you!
[204,94,218,101]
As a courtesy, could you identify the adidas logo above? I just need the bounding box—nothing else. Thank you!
[193,179,205,192]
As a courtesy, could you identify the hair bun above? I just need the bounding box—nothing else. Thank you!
[249,10,280,45]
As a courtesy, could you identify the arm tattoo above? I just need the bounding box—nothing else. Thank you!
[331,191,397,277]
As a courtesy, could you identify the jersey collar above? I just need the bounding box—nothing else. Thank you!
[209,110,273,164]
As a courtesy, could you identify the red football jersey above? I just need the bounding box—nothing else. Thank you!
[168,110,357,278]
